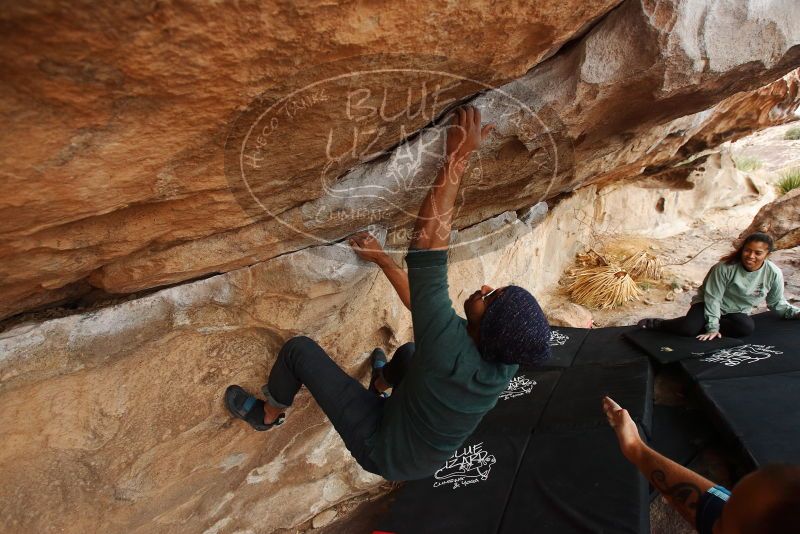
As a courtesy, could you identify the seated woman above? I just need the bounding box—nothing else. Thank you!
[639,232,799,341]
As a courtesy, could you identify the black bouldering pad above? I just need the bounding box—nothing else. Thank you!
[697,371,800,466]
[681,311,800,381]
[572,326,645,366]
[747,310,800,344]
[531,326,590,369]
[498,425,649,534]
[623,327,744,364]
[374,369,562,534]
[681,342,800,381]
[647,405,713,501]
[538,359,654,436]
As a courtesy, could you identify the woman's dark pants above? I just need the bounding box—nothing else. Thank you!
[262,336,414,475]
[659,302,755,337]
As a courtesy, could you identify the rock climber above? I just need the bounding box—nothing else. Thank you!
[603,396,800,533]
[223,105,552,480]
[638,232,799,340]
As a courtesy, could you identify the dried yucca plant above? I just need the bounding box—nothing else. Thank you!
[621,251,663,281]
[575,249,608,269]
[567,265,643,309]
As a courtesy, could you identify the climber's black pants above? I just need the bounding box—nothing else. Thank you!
[262,336,414,475]
[659,302,755,337]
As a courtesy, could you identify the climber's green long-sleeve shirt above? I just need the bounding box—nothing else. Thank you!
[367,249,517,481]
[691,260,800,333]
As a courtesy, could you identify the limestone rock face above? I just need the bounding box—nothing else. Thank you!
[0,0,621,320]
[2,0,800,320]
[670,69,800,158]
[593,149,777,239]
[739,188,800,250]
[628,69,800,179]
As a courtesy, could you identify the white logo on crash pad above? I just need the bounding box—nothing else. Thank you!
[696,344,783,367]
[433,442,496,490]
[499,375,537,400]
[549,330,569,346]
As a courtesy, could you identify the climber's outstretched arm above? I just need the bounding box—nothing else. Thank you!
[604,396,715,528]
[409,105,494,251]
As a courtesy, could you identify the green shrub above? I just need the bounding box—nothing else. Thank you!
[778,168,800,194]
[784,126,800,141]
[733,155,763,172]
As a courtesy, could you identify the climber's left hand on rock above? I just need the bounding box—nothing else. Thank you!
[349,231,388,265]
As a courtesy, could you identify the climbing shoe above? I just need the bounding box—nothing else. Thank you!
[369,348,390,398]
[224,385,285,431]
[637,318,664,330]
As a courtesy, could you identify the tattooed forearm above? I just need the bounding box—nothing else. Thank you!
[624,444,715,528]
[650,469,703,514]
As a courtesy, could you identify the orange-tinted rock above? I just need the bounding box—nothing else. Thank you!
[2,0,800,320]
[0,0,622,320]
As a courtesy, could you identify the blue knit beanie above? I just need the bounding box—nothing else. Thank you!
[479,285,552,366]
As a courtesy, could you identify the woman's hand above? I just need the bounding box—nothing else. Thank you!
[603,396,644,462]
[349,231,388,265]
[696,331,722,341]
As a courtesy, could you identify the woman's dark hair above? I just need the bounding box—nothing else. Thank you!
[720,232,775,264]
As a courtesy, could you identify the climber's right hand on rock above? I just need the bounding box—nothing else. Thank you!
[445,105,495,164]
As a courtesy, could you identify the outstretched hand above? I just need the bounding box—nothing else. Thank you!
[445,105,494,164]
[603,396,644,462]
[349,231,387,265]
[696,331,722,341]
